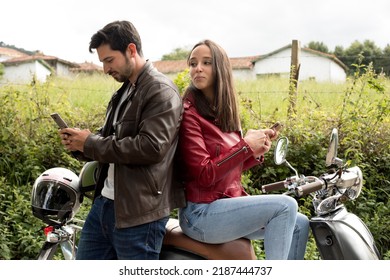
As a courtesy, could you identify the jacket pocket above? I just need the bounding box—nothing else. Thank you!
[114,119,136,137]
[141,167,163,196]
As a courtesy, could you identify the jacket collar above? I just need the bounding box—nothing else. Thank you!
[112,60,154,100]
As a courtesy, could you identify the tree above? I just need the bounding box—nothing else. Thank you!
[338,40,384,75]
[305,41,329,53]
[377,44,390,75]
[161,47,190,61]
[333,45,345,59]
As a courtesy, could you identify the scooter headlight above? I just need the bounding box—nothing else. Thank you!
[316,194,343,215]
[339,166,363,200]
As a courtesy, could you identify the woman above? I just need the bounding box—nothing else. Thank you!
[177,39,309,260]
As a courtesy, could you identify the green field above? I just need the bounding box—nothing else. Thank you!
[43,72,390,128]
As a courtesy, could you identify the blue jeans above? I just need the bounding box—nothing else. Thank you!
[76,196,169,260]
[179,195,309,260]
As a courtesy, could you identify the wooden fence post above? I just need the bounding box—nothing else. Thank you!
[288,40,301,117]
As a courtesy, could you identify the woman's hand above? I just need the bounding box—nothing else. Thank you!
[244,129,272,158]
[264,127,279,140]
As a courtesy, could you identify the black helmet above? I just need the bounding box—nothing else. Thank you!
[31,167,81,226]
[79,161,98,200]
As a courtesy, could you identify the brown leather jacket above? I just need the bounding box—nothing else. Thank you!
[81,61,185,228]
[177,93,263,204]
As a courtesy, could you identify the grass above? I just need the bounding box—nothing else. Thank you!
[9,72,386,130]
[236,76,389,125]
[47,73,117,111]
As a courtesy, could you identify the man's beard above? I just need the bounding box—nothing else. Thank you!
[112,72,129,83]
[111,56,133,83]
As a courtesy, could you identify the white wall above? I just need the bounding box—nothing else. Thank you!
[253,48,346,82]
[253,49,291,78]
[299,52,346,83]
[1,61,51,84]
[56,61,72,76]
[233,69,256,80]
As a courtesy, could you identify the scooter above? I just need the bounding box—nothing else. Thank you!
[261,128,380,260]
[34,128,380,260]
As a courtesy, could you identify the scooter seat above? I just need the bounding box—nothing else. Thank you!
[163,218,257,260]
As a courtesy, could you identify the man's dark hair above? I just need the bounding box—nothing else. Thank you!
[89,20,143,56]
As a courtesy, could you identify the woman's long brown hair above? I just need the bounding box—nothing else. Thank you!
[184,39,241,132]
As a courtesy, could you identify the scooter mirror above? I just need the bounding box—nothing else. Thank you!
[274,137,289,165]
[326,128,339,167]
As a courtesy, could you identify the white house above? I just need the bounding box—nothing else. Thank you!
[0,47,27,62]
[253,45,348,82]
[0,47,92,84]
[152,56,260,80]
[1,44,347,84]
[1,53,80,84]
[152,44,348,83]
[2,59,52,83]
[229,56,260,80]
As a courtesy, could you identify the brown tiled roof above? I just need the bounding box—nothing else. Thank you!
[153,56,259,74]
[2,53,79,68]
[0,47,27,58]
[3,54,53,63]
[229,56,260,69]
[71,61,103,72]
[153,60,188,73]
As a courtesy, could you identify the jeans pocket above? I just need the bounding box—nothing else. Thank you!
[179,203,206,242]
[179,208,191,228]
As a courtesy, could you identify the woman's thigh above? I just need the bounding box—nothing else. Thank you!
[179,195,297,243]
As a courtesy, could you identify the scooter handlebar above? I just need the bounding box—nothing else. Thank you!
[296,178,324,196]
[261,181,285,193]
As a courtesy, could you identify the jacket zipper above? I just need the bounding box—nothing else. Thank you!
[216,146,248,167]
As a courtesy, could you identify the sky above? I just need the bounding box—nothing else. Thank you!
[1,0,389,66]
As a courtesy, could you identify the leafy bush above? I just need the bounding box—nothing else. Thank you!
[0,177,46,259]
[173,68,190,95]
[0,80,89,259]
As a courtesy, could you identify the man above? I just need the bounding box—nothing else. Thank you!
[60,20,185,259]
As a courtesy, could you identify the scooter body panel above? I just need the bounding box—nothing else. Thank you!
[310,207,380,260]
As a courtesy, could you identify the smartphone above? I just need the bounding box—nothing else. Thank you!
[50,113,68,129]
[270,121,283,132]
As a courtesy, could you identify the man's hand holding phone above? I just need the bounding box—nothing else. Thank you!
[60,127,91,152]
[51,113,91,152]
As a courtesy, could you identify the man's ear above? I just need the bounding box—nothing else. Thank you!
[127,43,137,57]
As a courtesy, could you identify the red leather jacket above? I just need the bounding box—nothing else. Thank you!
[178,94,263,203]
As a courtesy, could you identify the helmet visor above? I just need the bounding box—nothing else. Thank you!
[32,180,75,211]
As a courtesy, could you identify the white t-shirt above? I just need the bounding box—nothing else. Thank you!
[101,84,132,200]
